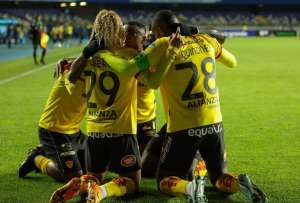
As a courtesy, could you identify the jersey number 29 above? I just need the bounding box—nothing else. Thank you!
[83,70,120,107]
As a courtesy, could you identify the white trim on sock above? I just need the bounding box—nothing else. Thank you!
[100,185,107,199]
[186,181,193,196]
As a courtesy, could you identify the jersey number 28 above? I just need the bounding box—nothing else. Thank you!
[175,57,217,101]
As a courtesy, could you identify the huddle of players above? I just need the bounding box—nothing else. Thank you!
[18,9,267,203]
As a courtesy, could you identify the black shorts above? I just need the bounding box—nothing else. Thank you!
[137,119,156,146]
[157,122,226,181]
[38,127,87,175]
[86,133,142,174]
[141,131,165,177]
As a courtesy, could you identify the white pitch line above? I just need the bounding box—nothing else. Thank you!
[0,54,78,86]
[0,62,56,85]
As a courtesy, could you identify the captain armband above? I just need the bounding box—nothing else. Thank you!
[133,52,150,71]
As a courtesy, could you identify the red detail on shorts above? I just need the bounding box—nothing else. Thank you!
[120,155,137,167]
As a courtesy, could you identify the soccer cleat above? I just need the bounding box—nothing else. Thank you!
[189,176,208,203]
[86,180,101,203]
[18,147,43,178]
[49,177,81,203]
[238,174,268,203]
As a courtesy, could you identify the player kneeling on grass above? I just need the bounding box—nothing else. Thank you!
[98,9,267,203]
[18,60,87,182]
[141,23,226,179]
[50,10,143,203]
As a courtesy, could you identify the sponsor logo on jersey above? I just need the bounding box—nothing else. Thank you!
[88,109,117,120]
[187,95,219,109]
[188,123,223,137]
[88,132,124,138]
[120,155,137,167]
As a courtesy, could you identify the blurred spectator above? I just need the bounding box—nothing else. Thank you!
[6,24,14,48]
[57,23,64,47]
[66,22,73,47]
[51,23,58,45]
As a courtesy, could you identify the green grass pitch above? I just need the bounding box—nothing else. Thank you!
[0,38,299,203]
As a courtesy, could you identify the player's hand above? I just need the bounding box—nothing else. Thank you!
[169,27,182,48]
[53,59,72,79]
[82,31,103,59]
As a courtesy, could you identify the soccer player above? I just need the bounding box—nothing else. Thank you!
[125,22,157,155]
[30,15,46,64]
[18,60,87,182]
[141,27,226,179]
[50,10,142,203]
[99,10,267,203]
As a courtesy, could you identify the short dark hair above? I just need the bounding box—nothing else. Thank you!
[126,21,146,33]
[152,10,179,33]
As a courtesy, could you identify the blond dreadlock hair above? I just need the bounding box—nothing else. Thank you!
[93,9,125,50]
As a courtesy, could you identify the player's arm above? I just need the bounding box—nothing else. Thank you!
[101,37,170,76]
[200,34,237,68]
[65,74,77,95]
[64,65,89,96]
[68,35,103,83]
[137,47,177,89]
[216,48,237,68]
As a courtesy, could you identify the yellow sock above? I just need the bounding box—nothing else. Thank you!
[215,173,240,193]
[34,155,51,174]
[106,177,136,197]
[160,176,189,196]
[97,177,136,200]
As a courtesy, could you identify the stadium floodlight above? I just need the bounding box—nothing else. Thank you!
[70,2,77,7]
[79,2,87,6]
[60,3,67,7]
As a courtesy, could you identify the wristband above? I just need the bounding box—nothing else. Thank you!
[133,53,150,71]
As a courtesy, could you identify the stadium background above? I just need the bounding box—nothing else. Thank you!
[0,0,299,202]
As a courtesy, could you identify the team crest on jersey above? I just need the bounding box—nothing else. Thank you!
[65,160,74,169]
[120,155,136,167]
